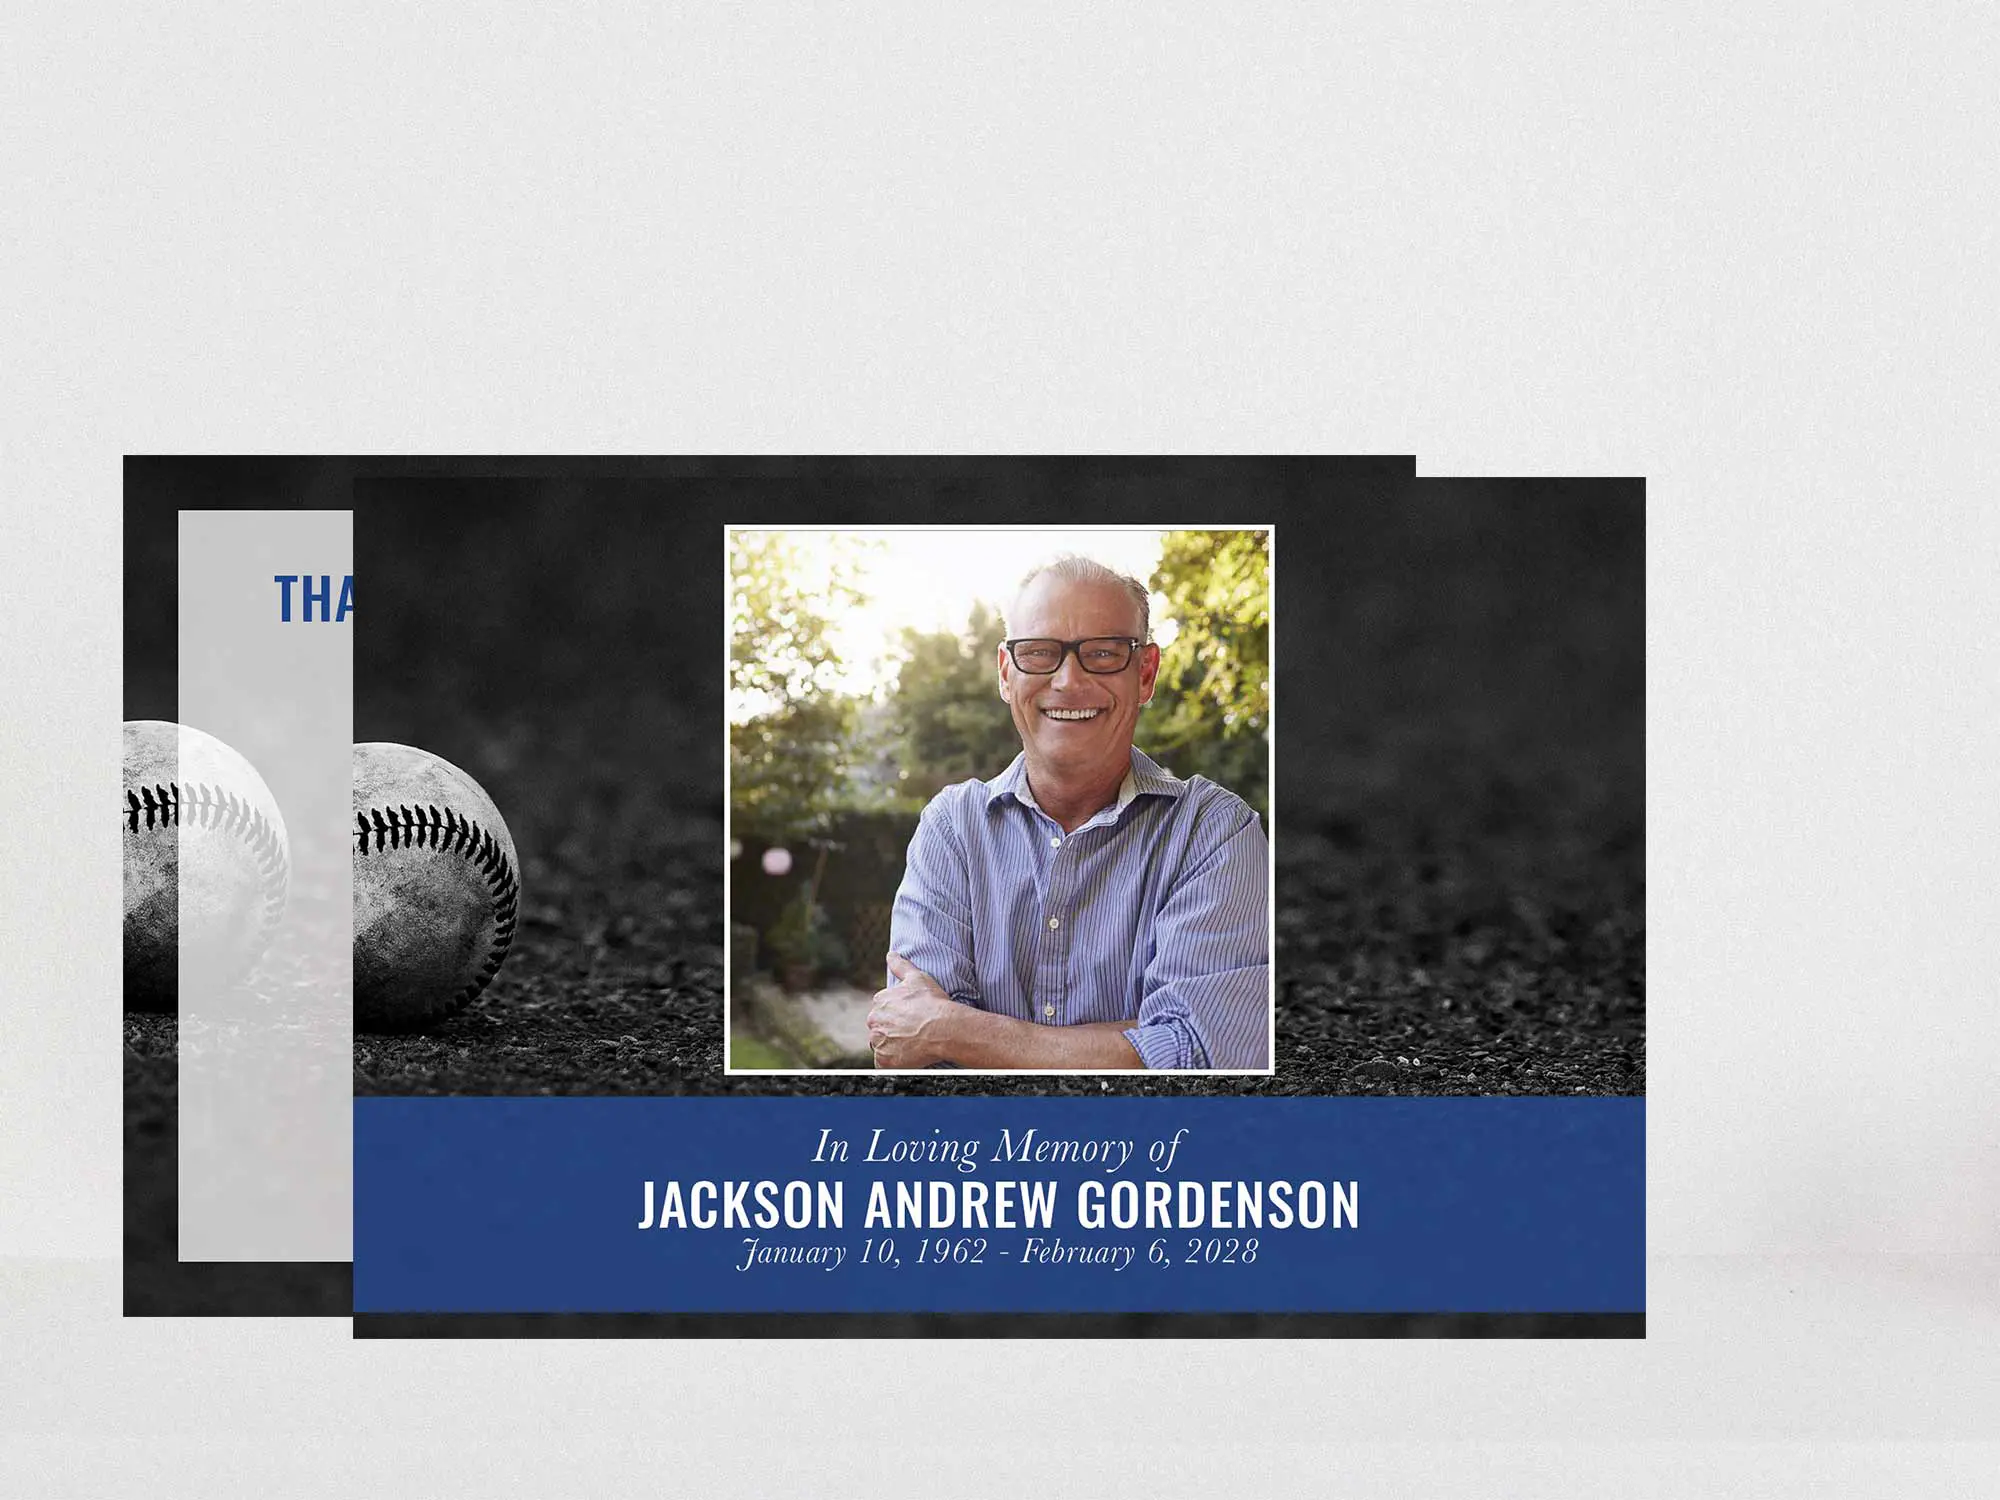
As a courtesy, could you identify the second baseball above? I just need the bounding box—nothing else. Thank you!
[352,742,520,1032]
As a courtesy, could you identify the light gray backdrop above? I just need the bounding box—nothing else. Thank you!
[0,1,1994,1493]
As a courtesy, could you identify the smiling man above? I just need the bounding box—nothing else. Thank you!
[869,554,1270,1071]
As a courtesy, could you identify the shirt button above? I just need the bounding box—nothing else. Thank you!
[1044,1005,1055,1018]
[1047,916,1060,930]
[1050,836,1062,848]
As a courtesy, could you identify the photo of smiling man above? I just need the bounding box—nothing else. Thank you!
[870,548,1272,1072]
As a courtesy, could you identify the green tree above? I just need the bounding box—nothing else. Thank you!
[885,602,1018,803]
[1143,529,1271,816]
[729,532,867,834]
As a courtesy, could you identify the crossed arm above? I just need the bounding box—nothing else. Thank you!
[872,795,1269,1070]
[866,953,1144,1069]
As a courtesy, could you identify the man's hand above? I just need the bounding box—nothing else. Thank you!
[868,953,959,1069]
[868,951,1146,1070]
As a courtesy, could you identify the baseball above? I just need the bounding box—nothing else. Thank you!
[352,742,520,1032]
[123,720,291,1010]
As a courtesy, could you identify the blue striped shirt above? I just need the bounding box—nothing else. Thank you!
[889,748,1271,1069]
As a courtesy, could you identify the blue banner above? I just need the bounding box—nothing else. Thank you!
[353,1097,1642,1314]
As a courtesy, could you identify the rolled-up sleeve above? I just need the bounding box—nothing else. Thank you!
[1123,805,1270,1069]
[887,798,981,1004]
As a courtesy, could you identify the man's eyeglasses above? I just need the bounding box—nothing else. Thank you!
[1002,637,1145,675]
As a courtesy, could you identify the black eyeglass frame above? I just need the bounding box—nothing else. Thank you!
[1000,636,1148,675]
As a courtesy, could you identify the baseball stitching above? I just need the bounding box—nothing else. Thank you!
[354,803,520,1015]
[124,781,289,933]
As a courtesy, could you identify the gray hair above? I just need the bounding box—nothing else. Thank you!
[1006,555,1151,640]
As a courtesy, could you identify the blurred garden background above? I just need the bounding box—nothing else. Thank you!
[727,527,1272,1069]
